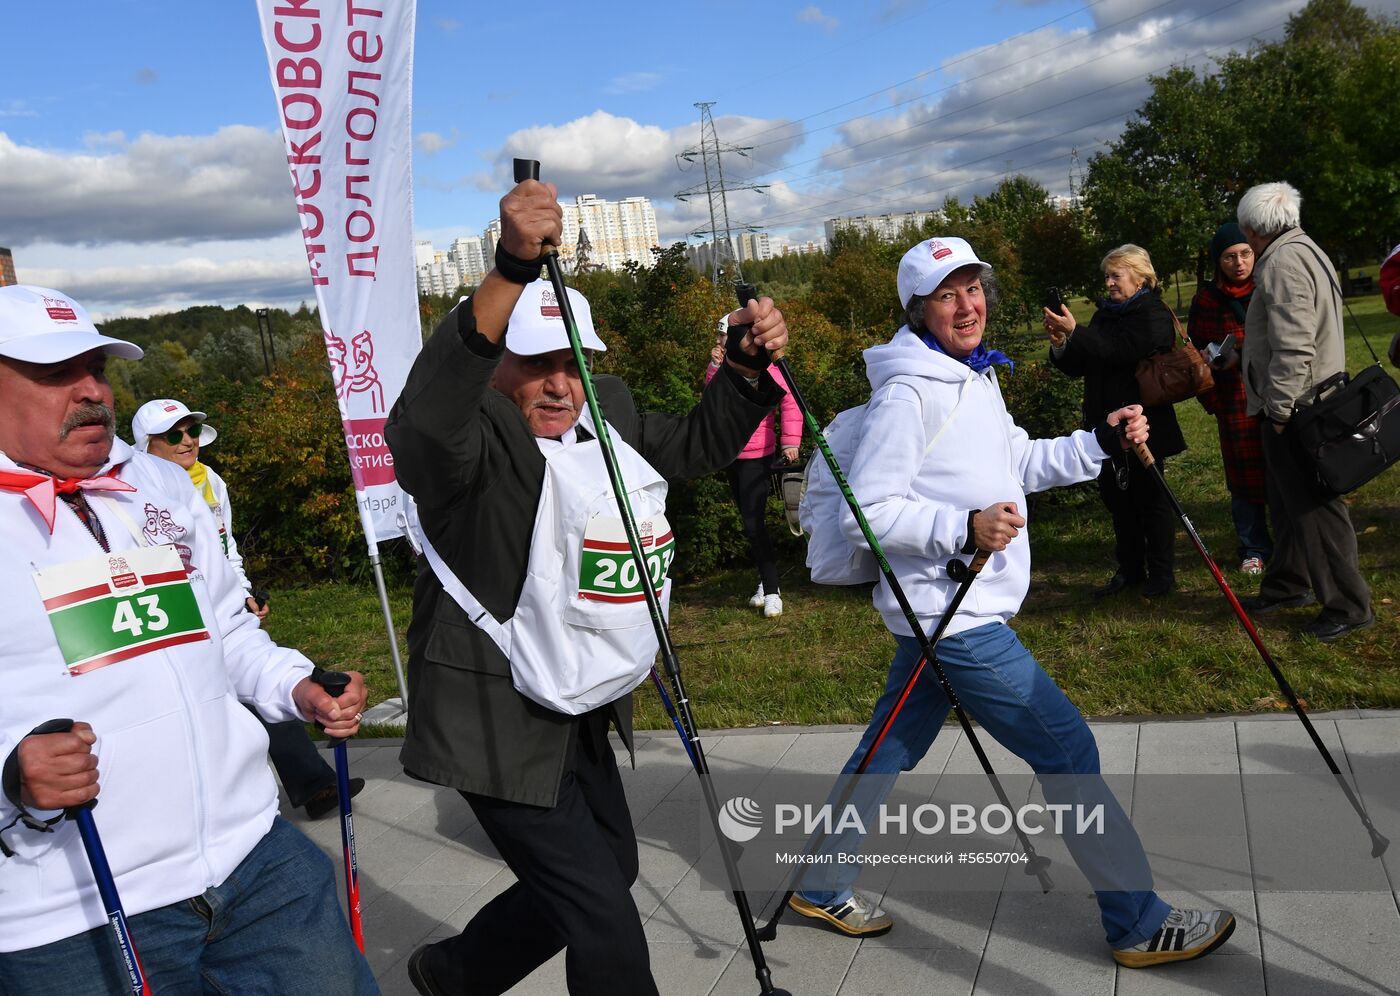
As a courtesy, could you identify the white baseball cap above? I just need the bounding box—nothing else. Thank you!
[896,237,992,309]
[0,285,143,362]
[504,280,607,356]
[131,399,218,451]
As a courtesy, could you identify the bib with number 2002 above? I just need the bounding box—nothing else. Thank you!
[33,544,211,676]
[578,515,675,603]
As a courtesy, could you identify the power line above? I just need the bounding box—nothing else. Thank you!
[675,102,768,284]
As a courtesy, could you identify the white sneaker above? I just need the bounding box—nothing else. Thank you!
[1240,557,1264,575]
[747,584,766,608]
[763,593,783,618]
[1112,907,1235,968]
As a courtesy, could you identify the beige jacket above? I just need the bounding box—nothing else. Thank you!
[1242,227,1346,422]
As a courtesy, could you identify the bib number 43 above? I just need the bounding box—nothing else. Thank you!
[111,595,170,637]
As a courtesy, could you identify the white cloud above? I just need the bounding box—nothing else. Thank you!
[735,0,1311,235]
[798,5,840,32]
[481,111,804,244]
[604,71,664,95]
[0,100,38,119]
[433,16,463,32]
[0,126,295,248]
[415,130,458,156]
[23,257,316,319]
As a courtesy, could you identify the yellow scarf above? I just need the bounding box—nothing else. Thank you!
[187,461,217,510]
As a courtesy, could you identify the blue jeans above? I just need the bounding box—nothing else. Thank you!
[0,816,377,995]
[1230,495,1273,563]
[798,624,1171,949]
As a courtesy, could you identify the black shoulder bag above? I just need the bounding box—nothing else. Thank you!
[1287,243,1400,495]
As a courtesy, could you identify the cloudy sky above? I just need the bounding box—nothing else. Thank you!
[4,0,1394,317]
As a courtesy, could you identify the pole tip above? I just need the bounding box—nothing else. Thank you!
[1371,832,1390,858]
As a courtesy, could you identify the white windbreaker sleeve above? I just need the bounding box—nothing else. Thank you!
[163,462,311,722]
[993,374,1110,493]
[208,469,251,595]
[841,381,970,560]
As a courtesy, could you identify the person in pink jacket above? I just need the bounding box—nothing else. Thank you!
[706,336,802,616]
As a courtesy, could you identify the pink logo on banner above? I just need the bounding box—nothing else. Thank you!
[326,329,386,414]
[342,418,396,487]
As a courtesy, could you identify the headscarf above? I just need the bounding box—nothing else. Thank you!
[917,329,1015,374]
[187,461,217,510]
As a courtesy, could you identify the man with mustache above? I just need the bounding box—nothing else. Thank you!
[386,177,791,995]
[0,285,377,992]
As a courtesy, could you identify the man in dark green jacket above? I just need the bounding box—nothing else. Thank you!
[386,176,791,996]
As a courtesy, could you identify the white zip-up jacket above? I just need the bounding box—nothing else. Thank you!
[847,328,1113,639]
[0,439,312,952]
[204,464,251,595]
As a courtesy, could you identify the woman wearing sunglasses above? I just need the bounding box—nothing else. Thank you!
[131,399,256,609]
[131,398,363,821]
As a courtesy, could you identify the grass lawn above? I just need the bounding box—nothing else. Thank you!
[266,295,1400,733]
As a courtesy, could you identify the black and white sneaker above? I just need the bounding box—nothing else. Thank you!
[788,892,893,937]
[1112,907,1235,968]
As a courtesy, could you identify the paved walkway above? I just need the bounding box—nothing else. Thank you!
[283,711,1400,995]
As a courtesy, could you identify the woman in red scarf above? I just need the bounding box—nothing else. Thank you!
[1188,222,1273,574]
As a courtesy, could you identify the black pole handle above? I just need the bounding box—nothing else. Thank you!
[27,719,97,816]
[310,670,353,747]
[312,670,351,699]
[513,158,540,183]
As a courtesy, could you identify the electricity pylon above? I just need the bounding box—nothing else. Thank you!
[676,101,767,285]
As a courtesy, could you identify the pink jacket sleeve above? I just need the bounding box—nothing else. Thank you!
[768,365,803,448]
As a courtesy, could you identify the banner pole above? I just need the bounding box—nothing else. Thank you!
[368,545,410,709]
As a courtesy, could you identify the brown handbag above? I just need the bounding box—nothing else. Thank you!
[1135,308,1214,406]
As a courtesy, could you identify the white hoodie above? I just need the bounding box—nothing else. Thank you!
[0,439,312,952]
[846,328,1112,639]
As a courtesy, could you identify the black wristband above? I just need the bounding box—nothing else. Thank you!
[725,318,772,372]
[494,244,544,285]
[1093,419,1119,455]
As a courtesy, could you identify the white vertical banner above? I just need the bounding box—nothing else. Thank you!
[255,0,419,548]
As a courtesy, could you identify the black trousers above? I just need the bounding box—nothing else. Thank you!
[245,706,335,806]
[727,456,780,592]
[1096,455,1176,583]
[423,709,656,995]
[1259,425,1371,624]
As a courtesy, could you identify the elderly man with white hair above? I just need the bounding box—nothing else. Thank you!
[1235,182,1373,641]
[386,175,792,995]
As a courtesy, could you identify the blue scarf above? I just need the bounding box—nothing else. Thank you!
[1097,287,1151,313]
[917,329,1015,374]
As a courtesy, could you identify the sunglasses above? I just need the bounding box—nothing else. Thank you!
[161,424,204,445]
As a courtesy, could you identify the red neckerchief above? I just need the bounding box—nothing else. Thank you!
[0,468,136,533]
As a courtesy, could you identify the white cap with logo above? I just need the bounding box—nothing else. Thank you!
[0,285,144,362]
[131,399,218,451]
[897,237,992,309]
[504,280,607,356]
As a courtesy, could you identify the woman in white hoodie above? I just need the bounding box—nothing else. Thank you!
[788,238,1234,970]
[133,398,362,821]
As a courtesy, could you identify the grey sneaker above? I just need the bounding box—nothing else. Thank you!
[789,892,893,937]
[1112,907,1235,968]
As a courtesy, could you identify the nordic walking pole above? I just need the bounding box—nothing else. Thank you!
[1124,432,1389,858]
[32,719,151,994]
[730,283,1054,940]
[513,159,790,996]
[310,670,366,950]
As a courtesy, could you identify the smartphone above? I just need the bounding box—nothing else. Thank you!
[1041,287,1065,314]
[1204,341,1223,364]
